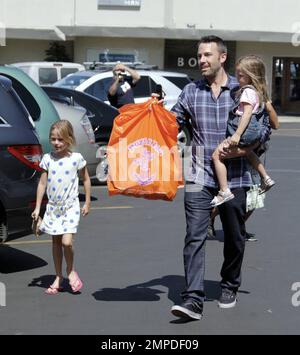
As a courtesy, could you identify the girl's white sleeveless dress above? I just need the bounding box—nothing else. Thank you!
[39,152,86,235]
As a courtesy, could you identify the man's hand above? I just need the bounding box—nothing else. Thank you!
[114,63,126,72]
[219,138,254,159]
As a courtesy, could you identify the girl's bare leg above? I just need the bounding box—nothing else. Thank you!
[212,143,230,192]
[62,233,83,290]
[62,233,74,277]
[52,235,63,287]
[247,151,268,180]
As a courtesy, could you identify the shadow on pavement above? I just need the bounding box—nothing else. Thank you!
[28,275,82,295]
[207,229,224,243]
[92,275,221,304]
[79,193,97,202]
[0,245,47,273]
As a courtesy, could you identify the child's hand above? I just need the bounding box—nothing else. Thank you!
[31,208,40,221]
[81,203,90,217]
[230,133,241,146]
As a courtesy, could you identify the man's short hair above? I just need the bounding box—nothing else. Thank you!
[198,36,227,54]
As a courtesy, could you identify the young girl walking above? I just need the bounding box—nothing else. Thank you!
[211,55,278,207]
[32,120,91,294]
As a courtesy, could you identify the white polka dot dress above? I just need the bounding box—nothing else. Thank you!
[39,152,87,236]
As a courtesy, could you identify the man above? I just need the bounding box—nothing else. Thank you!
[170,36,269,320]
[108,63,140,109]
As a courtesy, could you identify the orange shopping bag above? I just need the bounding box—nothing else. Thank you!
[107,98,183,201]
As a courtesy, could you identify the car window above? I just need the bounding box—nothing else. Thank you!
[0,87,32,128]
[61,68,79,79]
[84,78,112,101]
[132,76,153,98]
[163,76,191,90]
[0,74,41,121]
[54,73,92,88]
[39,68,58,85]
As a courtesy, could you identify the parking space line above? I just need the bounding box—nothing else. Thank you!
[90,206,133,210]
[4,239,52,246]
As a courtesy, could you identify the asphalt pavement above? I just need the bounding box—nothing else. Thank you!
[0,123,300,335]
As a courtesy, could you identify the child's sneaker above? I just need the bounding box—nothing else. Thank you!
[259,176,275,195]
[210,189,234,207]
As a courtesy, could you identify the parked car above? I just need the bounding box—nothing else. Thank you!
[42,86,121,183]
[53,67,192,154]
[0,66,104,182]
[0,75,44,243]
[53,66,191,110]
[10,62,85,86]
[0,65,60,153]
[41,86,119,145]
[50,100,100,180]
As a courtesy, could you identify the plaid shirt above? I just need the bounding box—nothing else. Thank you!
[172,75,255,189]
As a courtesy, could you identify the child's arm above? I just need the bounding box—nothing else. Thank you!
[80,166,91,216]
[230,103,253,146]
[265,101,280,130]
[31,171,47,221]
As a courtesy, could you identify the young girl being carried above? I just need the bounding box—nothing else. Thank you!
[32,120,91,294]
[211,55,279,207]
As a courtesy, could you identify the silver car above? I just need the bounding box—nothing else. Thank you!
[51,101,99,180]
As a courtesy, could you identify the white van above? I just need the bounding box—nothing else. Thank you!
[10,62,85,86]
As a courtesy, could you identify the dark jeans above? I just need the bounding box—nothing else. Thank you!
[182,184,247,306]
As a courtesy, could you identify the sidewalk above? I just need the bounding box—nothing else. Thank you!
[278,115,300,123]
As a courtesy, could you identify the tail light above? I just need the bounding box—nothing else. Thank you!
[7,145,43,171]
[80,116,95,144]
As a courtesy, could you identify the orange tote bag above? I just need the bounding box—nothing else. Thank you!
[107,99,183,201]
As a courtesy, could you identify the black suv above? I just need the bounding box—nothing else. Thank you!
[0,75,44,242]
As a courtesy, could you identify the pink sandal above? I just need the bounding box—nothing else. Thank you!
[69,271,83,293]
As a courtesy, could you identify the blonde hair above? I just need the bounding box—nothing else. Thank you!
[236,55,270,105]
[49,120,76,148]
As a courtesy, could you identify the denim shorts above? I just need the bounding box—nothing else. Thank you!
[226,115,262,146]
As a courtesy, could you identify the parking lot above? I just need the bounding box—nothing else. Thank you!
[0,123,300,335]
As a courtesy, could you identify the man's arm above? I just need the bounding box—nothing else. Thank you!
[171,88,191,128]
[219,142,259,159]
[113,63,141,84]
[124,66,140,84]
[108,75,120,97]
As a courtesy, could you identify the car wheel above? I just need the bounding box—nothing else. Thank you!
[96,145,108,184]
[177,125,191,155]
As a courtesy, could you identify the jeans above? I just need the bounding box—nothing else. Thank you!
[182,184,247,305]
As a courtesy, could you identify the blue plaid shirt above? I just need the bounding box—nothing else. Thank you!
[172,75,254,189]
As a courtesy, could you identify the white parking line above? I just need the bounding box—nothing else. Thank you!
[5,239,52,245]
[90,206,133,210]
[268,169,300,173]
[3,206,134,246]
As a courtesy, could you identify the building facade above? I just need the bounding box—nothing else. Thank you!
[1,0,300,113]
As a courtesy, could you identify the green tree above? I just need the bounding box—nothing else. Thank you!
[44,42,71,62]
